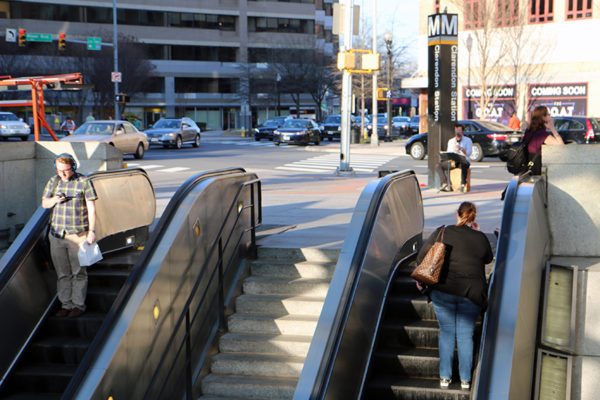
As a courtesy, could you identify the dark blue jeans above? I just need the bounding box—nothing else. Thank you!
[430,290,481,382]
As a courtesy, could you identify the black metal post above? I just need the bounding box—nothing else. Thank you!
[218,238,226,331]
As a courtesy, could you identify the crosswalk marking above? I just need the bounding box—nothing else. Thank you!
[158,167,190,173]
[276,154,396,173]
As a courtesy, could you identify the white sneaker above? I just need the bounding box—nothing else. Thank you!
[461,380,471,390]
[440,378,452,388]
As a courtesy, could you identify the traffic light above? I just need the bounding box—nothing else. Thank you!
[58,33,66,51]
[18,29,26,47]
[115,93,130,103]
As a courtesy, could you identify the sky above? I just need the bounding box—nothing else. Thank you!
[354,0,421,64]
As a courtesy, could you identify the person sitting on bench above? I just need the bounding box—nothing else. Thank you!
[437,123,472,192]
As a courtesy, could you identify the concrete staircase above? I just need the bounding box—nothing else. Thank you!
[200,247,340,400]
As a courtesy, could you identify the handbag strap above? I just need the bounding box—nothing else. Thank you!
[435,225,445,242]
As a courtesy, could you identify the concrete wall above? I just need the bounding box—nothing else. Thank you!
[0,141,122,246]
[544,144,600,257]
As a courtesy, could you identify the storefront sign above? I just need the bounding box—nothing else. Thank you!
[463,85,516,125]
[528,83,588,116]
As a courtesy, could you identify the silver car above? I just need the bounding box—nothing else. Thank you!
[60,120,149,159]
[0,112,30,141]
[144,117,201,149]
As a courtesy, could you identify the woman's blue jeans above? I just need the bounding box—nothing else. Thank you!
[430,290,481,382]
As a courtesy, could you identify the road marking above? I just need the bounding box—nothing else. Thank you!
[276,154,396,173]
[134,164,164,170]
[158,167,190,173]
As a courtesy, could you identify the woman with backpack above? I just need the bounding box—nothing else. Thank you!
[523,106,564,175]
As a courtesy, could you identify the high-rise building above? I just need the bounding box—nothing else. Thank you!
[0,0,337,129]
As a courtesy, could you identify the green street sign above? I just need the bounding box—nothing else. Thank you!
[26,33,52,42]
[321,104,327,111]
[87,37,102,51]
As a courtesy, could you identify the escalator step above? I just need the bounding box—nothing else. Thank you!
[87,268,130,289]
[364,375,470,400]
[10,364,76,393]
[86,287,119,312]
[370,347,439,378]
[380,320,439,348]
[44,312,104,340]
[384,295,436,320]
[1,393,62,400]
[28,336,90,364]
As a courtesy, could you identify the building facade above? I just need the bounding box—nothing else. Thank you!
[405,0,600,129]
[0,0,337,129]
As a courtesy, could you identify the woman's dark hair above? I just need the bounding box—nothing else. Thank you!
[525,106,547,135]
[457,201,477,226]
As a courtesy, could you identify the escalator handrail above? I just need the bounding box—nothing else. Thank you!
[473,172,535,397]
[144,178,260,398]
[63,167,249,399]
[0,207,51,288]
[295,170,421,399]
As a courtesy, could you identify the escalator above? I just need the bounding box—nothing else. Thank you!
[0,167,261,399]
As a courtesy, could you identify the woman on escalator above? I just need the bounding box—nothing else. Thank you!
[416,201,493,391]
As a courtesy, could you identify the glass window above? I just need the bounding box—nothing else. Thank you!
[496,0,519,26]
[570,120,585,130]
[464,0,485,30]
[530,0,554,23]
[566,0,593,19]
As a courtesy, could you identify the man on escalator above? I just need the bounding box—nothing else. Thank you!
[42,153,98,318]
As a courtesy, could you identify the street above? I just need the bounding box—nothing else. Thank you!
[123,135,512,247]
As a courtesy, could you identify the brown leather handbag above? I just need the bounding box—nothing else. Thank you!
[411,226,446,285]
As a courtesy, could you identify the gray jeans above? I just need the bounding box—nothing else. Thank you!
[49,231,88,310]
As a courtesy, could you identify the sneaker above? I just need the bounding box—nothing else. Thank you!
[68,307,85,318]
[439,183,451,192]
[55,308,70,317]
[459,184,467,193]
[461,380,471,390]
[440,378,452,388]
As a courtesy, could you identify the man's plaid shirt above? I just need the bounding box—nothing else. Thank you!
[42,173,98,235]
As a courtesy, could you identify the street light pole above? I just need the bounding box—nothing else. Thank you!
[466,34,473,120]
[384,31,393,142]
[112,0,119,120]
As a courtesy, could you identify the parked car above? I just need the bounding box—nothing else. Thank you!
[254,116,288,141]
[319,115,358,141]
[144,117,201,149]
[367,115,400,141]
[404,119,522,162]
[408,115,420,134]
[274,119,321,146]
[553,116,600,144]
[61,120,149,159]
[392,116,411,136]
[0,112,30,141]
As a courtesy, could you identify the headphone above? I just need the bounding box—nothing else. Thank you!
[54,153,77,172]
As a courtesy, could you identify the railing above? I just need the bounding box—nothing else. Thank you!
[474,174,549,398]
[294,170,423,400]
[0,168,155,389]
[66,168,261,400]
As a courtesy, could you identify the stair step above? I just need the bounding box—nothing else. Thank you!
[363,375,470,400]
[201,373,297,399]
[236,294,325,316]
[87,268,130,289]
[43,312,105,340]
[257,247,339,263]
[370,347,440,378]
[219,332,313,357]
[250,260,335,279]
[86,287,119,313]
[227,313,319,335]
[384,294,436,320]
[28,336,90,365]
[211,352,305,378]
[243,276,330,296]
[379,320,439,348]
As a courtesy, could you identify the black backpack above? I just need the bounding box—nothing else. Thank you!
[506,133,540,175]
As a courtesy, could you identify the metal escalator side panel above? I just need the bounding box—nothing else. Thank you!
[0,207,54,386]
[70,170,260,400]
[475,177,550,399]
[294,170,424,400]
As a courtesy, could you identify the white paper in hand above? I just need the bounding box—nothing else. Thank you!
[78,241,103,267]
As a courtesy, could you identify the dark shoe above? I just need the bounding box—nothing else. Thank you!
[439,183,451,192]
[55,308,70,317]
[68,307,84,318]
